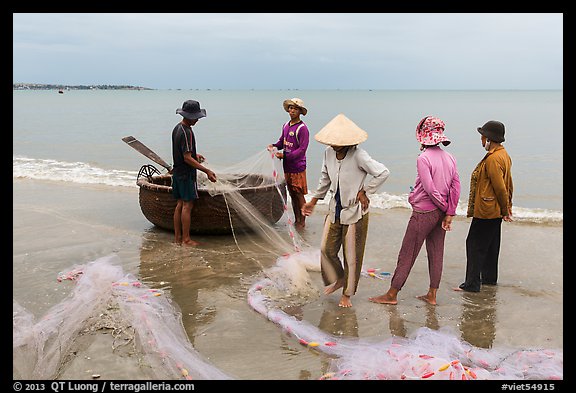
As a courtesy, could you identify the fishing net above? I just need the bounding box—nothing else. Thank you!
[199,148,310,257]
[13,149,316,380]
[249,257,563,380]
[13,255,232,380]
[13,149,562,380]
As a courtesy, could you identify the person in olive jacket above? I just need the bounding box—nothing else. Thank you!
[455,120,513,293]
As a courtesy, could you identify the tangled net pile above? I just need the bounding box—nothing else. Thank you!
[13,149,563,380]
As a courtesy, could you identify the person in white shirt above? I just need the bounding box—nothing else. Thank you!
[301,114,390,307]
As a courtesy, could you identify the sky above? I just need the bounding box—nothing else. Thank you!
[13,13,563,90]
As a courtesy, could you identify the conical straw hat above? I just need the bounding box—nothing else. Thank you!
[314,113,368,146]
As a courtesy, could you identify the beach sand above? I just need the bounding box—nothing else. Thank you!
[13,179,563,380]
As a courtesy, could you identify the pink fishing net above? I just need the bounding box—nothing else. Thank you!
[248,254,563,380]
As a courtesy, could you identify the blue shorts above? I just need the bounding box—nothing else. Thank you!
[172,174,199,201]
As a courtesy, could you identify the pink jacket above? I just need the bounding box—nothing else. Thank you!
[408,146,461,215]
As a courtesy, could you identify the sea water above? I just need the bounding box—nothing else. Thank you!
[13,89,563,221]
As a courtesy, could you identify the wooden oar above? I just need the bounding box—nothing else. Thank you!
[122,136,172,172]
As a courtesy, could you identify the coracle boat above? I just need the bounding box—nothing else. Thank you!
[136,166,287,235]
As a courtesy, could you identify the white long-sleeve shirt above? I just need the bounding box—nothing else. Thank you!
[312,145,390,225]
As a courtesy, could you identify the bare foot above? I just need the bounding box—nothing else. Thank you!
[182,239,200,247]
[339,295,352,308]
[324,279,344,295]
[368,294,397,305]
[416,295,437,305]
[453,287,464,292]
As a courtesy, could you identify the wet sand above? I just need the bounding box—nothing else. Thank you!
[13,179,563,380]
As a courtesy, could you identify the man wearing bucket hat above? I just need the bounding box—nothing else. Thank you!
[267,98,310,230]
[369,116,461,306]
[171,99,217,246]
[455,120,513,292]
[301,114,390,308]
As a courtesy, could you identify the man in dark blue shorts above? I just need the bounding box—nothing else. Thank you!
[172,100,217,246]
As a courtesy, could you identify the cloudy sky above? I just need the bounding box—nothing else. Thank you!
[13,13,563,90]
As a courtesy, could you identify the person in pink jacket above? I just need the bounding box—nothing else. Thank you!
[369,116,461,305]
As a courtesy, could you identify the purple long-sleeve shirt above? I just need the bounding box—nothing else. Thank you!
[408,146,461,215]
[272,120,309,173]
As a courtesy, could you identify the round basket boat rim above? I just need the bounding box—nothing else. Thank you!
[136,174,284,192]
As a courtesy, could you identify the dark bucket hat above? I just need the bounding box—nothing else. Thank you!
[477,120,505,143]
[176,100,206,120]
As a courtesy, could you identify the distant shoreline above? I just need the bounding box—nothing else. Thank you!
[13,84,562,92]
[13,83,152,91]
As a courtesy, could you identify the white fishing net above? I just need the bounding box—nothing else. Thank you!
[13,255,232,380]
[199,148,309,257]
[13,149,563,380]
[247,251,563,380]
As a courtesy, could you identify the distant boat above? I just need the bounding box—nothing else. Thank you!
[58,89,64,94]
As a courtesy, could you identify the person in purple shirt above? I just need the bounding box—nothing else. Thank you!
[267,98,310,230]
[369,116,461,306]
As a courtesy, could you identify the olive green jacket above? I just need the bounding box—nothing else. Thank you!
[467,145,513,219]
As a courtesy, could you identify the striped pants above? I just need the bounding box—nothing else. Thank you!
[390,209,446,291]
[320,213,369,297]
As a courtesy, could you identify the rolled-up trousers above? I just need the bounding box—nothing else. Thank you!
[320,213,369,297]
[390,209,446,291]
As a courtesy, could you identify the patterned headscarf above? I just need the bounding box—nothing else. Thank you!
[416,116,451,146]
